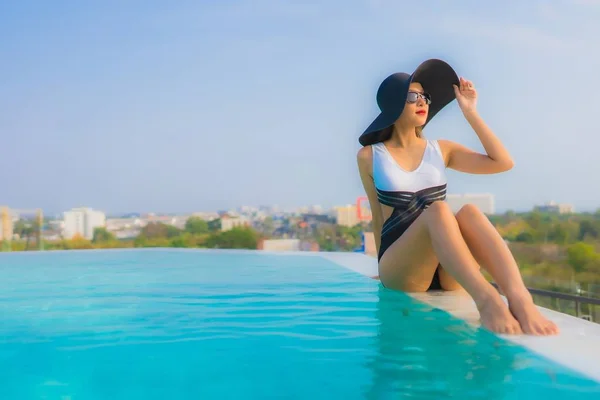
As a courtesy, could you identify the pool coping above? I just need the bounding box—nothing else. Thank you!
[316,251,600,384]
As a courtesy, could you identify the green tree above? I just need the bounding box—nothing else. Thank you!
[547,221,579,245]
[578,220,599,241]
[93,227,116,243]
[261,216,275,236]
[23,225,36,250]
[566,242,598,273]
[169,233,200,248]
[314,224,336,251]
[133,236,170,248]
[11,219,39,250]
[525,211,544,230]
[207,218,221,232]
[169,236,187,248]
[515,231,534,243]
[138,222,181,239]
[184,217,209,235]
[337,225,363,251]
[204,227,259,249]
[13,220,27,237]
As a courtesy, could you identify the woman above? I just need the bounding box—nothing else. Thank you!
[356,59,558,336]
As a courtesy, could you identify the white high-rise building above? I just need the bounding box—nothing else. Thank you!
[335,204,359,227]
[63,207,106,240]
[446,194,495,215]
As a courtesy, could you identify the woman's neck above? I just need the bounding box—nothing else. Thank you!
[387,126,420,148]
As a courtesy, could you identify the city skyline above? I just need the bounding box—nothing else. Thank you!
[2,196,582,220]
[2,1,599,214]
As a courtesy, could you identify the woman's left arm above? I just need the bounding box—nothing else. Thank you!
[438,77,514,175]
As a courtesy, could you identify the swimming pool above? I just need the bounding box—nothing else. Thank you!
[1,249,599,399]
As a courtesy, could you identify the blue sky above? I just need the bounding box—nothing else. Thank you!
[1,0,599,215]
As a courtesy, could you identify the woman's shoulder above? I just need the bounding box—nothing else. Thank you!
[430,138,455,166]
[357,144,374,160]
[426,138,450,151]
[434,138,451,146]
[357,145,375,172]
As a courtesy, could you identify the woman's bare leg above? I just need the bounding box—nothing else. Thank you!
[438,266,469,291]
[452,204,559,335]
[379,201,522,335]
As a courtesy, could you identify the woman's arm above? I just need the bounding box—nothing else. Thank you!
[439,77,514,175]
[357,146,383,255]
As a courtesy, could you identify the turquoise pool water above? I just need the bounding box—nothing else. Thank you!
[0,249,599,399]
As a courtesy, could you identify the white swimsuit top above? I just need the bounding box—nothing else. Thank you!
[371,140,447,208]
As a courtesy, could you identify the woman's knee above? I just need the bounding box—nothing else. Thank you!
[455,203,484,222]
[424,200,453,219]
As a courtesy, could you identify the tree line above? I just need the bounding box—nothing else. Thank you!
[4,211,600,293]
[6,217,260,251]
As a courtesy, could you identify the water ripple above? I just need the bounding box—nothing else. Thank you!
[1,249,599,399]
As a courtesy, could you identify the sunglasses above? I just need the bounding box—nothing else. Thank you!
[406,91,431,104]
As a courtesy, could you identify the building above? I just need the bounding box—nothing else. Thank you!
[534,201,574,214]
[105,217,145,232]
[191,211,220,221]
[309,205,324,214]
[105,217,145,239]
[301,213,335,225]
[220,214,250,231]
[335,204,359,227]
[446,193,495,215]
[0,206,13,241]
[145,214,187,229]
[63,207,106,240]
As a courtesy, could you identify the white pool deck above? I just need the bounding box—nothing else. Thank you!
[316,251,600,384]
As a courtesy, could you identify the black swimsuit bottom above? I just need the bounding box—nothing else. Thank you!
[376,184,447,291]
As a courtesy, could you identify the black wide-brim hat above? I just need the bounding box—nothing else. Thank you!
[359,58,460,146]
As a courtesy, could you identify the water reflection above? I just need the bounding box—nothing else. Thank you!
[362,286,538,399]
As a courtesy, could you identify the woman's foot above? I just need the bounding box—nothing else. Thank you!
[507,292,560,336]
[476,294,523,335]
